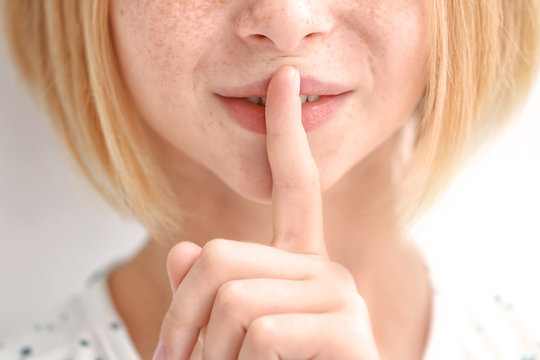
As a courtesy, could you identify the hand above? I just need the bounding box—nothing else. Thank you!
[153,66,380,360]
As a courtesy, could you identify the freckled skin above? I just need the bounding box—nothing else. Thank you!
[109,0,430,203]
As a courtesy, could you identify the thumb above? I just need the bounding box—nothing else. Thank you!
[166,241,202,293]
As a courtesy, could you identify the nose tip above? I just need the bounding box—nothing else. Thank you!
[236,1,333,53]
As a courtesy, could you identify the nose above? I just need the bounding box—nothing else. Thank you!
[236,0,333,52]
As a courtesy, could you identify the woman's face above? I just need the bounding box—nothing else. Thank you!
[110,0,429,203]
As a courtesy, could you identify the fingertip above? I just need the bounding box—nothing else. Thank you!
[152,341,166,360]
[166,241,202,293]
[292,66,300,94]
[166,241,202,271]
[281,65,301,95]
[283,65,300,94]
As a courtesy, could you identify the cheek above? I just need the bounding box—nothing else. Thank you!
[110,0,225,148]
[349,1,429,78]
[346,0,429,117]
[110,1,275,201]
[320,1,429,179]
[111,1,215,92]
[108,0,430,202]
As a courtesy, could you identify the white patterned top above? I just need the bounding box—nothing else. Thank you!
[0,261,539,360]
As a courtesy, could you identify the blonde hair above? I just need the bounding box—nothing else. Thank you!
[3,1,540,246]
[402,1,540,226]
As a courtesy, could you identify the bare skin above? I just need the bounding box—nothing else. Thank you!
[106,1,434,357]
[107,125,433,359]
[108,237,431,360]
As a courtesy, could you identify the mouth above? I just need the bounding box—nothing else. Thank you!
[244,94,322,107]
[215,76,353,134]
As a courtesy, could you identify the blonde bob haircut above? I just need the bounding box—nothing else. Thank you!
[3,1,540,247]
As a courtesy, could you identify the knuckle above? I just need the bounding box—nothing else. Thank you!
[328,261,356,286]
[246,317,276,350]
[199,238,228,267]
[215,281,245,317]
[272,231,301,248]
[162,306,188,330]
[348,293,370,319]
[320,262,363,309]
[337,307,380,360]
[335,307,369,338]
[304,256,331,279]
[273,178,304,193]
[275,165,320,193]
[195,239,230,287]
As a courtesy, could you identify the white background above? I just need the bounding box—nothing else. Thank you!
[1,28,539,337]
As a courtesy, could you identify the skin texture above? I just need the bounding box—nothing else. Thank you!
[110,0,429,203]
[107,1,432,359]
[156,67,380,359]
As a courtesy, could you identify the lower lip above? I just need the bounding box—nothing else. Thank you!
[217,93,351,134]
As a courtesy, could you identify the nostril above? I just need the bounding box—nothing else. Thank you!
[248,33,275,45]
[250,32,316,46]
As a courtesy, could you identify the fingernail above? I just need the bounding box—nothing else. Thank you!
[292,66,300,94]
[152,341,166,360]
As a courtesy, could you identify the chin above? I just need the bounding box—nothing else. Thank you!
[231,176,274,205]
[243,191,274,205]
[220,161,344,205]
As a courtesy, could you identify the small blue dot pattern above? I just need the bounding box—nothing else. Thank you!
[20,346,32,356]
[0,265,538,359]
[80,339,90,347]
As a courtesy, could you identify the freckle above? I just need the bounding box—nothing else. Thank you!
[120,9,124,16]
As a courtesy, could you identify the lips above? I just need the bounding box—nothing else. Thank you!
[215,77,352,134]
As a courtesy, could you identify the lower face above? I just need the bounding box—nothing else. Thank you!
[109,0,430,203]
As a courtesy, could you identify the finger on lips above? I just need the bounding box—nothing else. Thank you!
[265,66,327,257]
[155,66,330,360]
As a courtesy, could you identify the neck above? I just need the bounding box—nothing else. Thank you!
[159,125,405,260]
[107,131,427,359]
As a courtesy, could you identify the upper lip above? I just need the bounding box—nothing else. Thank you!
[215,76,353,98]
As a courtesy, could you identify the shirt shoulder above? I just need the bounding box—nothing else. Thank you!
[0,263,141,360]
[424,275,540,360]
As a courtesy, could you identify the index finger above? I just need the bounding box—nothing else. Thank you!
[265,66,327,258]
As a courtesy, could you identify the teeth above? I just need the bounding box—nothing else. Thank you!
[244,95,321,106]
[246,96,261,105]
